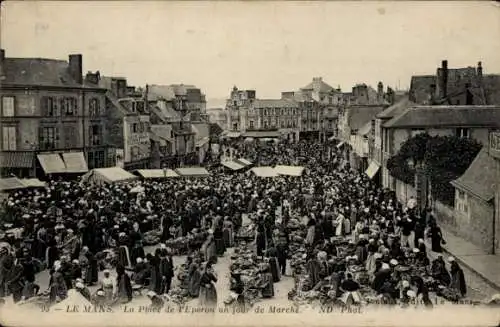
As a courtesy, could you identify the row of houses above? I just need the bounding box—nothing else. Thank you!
[0,50,215,178]
[341,59,500,255]
[220,77,392,142]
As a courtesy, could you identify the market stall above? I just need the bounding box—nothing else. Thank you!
[221,161,246,171]
[274,165,305,177]
[136,169,180,179]
[250,167,278,178]
[81,167,138,185]
[175,167,211,177]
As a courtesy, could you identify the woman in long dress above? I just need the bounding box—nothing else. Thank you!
[188,258,202,298]
[129,222,145,266]
[203,231,217,263]
[222,217,234,248]
[198,262,217,308]
[116,264,133,304]
[49,261,68,304]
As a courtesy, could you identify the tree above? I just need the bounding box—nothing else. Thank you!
[387,133,482,205]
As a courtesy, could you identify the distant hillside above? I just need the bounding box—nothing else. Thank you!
[206,98,227,109]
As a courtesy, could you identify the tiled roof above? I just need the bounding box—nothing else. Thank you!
[148,85,177,101]
[0,152,34,168]
[301,78,336,94]
[384,105,500,128]
[252,99,298,108]
[348,106,386,131]
[451,147,496,202]
[1,58,98,88]
[376,97,415,119]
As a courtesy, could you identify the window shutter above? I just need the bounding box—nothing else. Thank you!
[41,97,47,116]
[8,127,16,150]
[2,127,9,150]
[55,127,60,148]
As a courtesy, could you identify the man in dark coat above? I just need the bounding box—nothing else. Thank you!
[159,249,174,295]
[4,256,25,303]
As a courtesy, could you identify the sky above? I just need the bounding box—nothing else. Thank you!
[2,1,500,107]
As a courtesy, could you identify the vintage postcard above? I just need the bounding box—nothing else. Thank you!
[0,1,499,326]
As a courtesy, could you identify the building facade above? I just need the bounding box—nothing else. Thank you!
[0,50,111,178]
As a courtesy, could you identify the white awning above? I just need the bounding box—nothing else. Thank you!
[365,161,381,179]
[235,158,253,167]
[274,165,305,177]
[62,152,88,173]
[82,167,138,185]
[37,153,66,174]
[175,167,210,177]
[221,161,246,171]
[336,141,345,149]
[250,166,278,178]
[21,178,47,188]
[136,169,179,179]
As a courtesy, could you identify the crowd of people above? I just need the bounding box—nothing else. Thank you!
[0,137,493,311]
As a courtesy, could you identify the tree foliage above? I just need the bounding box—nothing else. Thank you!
[387,133,482,205]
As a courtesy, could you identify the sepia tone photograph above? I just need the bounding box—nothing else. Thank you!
[0,1,499,326]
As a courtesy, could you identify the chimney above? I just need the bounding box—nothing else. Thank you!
[377,81,384,101]
[438,60,448,99]
[68,54,83,84]
[477,61,483,82]
[0,49,5,78]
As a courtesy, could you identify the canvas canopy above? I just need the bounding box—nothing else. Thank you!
[250,166,278,178]
[221,161,246,171]
[37,153,67,174]
[175,167,210,177]
[62,152,89,173]
[0,177,26,192]
[274,165,305,177]
[21,178,47,188]
[82,167,138,185]
[136,169,179,179]
[235,158,253,167]
[365,161,381,179]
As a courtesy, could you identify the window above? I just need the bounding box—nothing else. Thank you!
[281,120,285,128]
[87,152,94,169]
[456,128,470,139]
[61,97,77,116]
[89,98,100,116]
[249,120,254,129]
[455,190,469,214]
[264,121,268,128]
[2,96,15,117]
[63,125,78,148]
[95,150,105,168]
[89,124,102,145]
[41,97,59,117]
[132,123,138,133]
[39,126,59,150]
[232,123,238,131]
[2,126,16,150]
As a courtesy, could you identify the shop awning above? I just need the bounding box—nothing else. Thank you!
[196,137,210,147]
[274,165,305,177]
[223,131,241,138]
[243,131,281,138]
[21,178,47,188]
[82,167,138,185]
[336,141,345,149]
[365,161,381,179]
[175,167,210,177]
[62,152,88,173]
[37,153,67,174]
[0,152,34,168]
[251,166,279,178]
[0,177,27,192]
[221,161,246,171]
[451,148,496,202]
[136,169,179,179]
[235,158,253,167]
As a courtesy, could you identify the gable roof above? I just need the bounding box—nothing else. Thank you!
[384,105,500,129]
[451,147,496,202]
[1,58,101,89]
[377,97,415,119]
[301,78,336,94]
[348,105,386,131]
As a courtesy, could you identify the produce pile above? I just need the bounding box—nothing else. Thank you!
[143,230,208,256]
[228,242,265,306]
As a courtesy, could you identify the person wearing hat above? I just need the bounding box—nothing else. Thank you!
[49,260,68,304]
[431,255,451,287]
[116,264,133,304]
[199,261,218,307]
[100,269,115,303]
[4,255,25,303]
[188,257,202,298]
[70,259,82,283]
[229,269,245,309]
